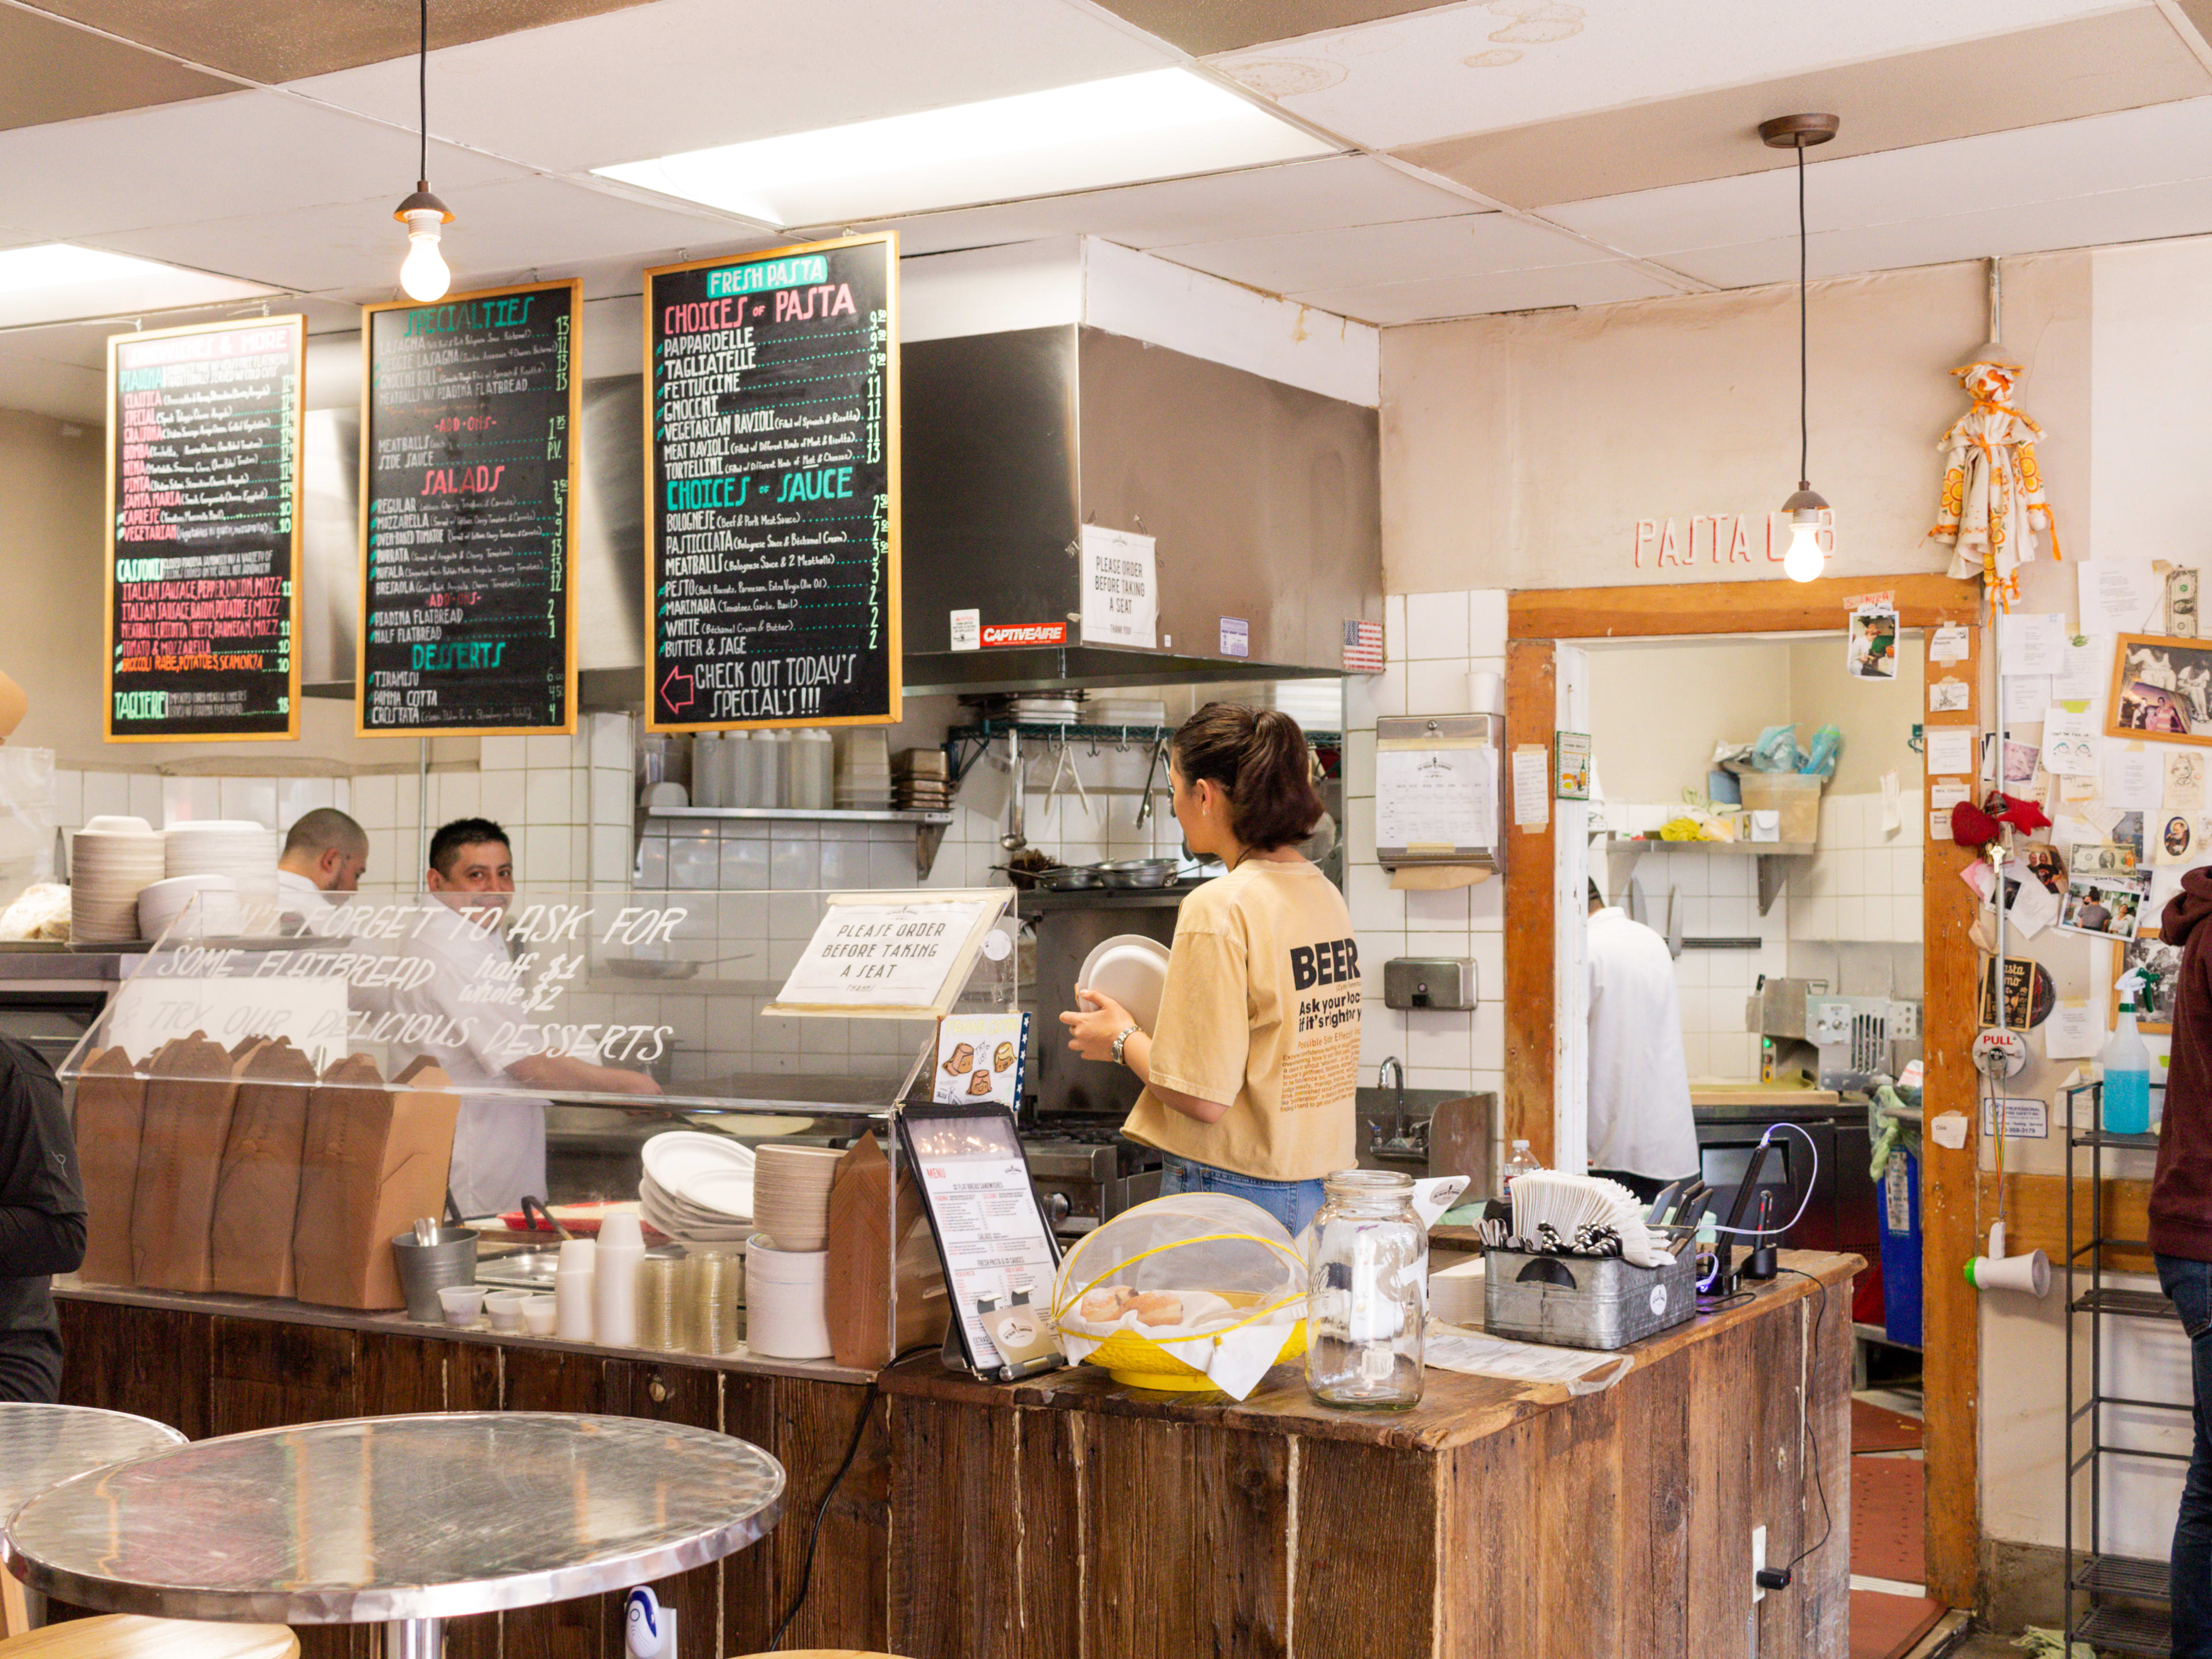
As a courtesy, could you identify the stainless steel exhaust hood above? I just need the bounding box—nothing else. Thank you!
[900,324,1380,694]
[301,324,1380,707]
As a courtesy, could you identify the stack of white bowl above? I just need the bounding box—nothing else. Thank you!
[164,821,279,915]
[639,1131,756,1242]
[832,729,892,810]
[137,873,245,941]
[753,1144,842,1250]
[745,1234,832,1359]
[69,817,168,944]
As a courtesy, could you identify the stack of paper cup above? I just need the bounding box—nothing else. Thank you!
[745,1233,831,1359]
[555,1237,596,1342]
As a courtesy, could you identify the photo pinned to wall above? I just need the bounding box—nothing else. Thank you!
[2109,633,2212,741]
[2058,876,2149,942]
[2155,809,2202,866]
[2166,750,2206,812]
[1847,600,1899,680]
[2113,929,2184,1035]
[2021,843,2068,897]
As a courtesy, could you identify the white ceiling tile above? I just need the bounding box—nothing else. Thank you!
[287,0,1177,177]
[0,349,104,423]
[0,92,527,241]
[88,176,751,297]
[1158,210,1608,293]
[1289,259,1677,325]
[1207,0,2133,150]
[830,154,1469,257]
[1544,97,2212,259]
[1661,175,2212,287]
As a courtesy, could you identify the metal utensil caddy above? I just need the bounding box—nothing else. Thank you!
[1483,1248,1698,1351]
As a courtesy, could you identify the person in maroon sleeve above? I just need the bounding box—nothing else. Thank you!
[2154,866,2212,1654]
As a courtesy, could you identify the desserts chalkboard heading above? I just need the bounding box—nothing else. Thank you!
[358,279,581,735]
[645,233,900,730]
[105,317,304,741]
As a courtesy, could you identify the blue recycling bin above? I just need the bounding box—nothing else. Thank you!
[1877,1147,1923,1350]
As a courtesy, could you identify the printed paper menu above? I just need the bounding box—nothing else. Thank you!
[105,317,303,740]
[646,234,899,729]
[358,281,580,734]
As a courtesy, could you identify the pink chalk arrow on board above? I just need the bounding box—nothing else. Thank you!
[660,664,696,713]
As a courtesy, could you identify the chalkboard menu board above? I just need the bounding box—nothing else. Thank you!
[644,233,899,730]
[358,279,581,735]
[105,316,303,741]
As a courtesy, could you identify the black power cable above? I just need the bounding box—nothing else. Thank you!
[1758,1265,1834,1590]
[418,0,429,182]
[1796,140,1809,487]
[765,1376,880,1650]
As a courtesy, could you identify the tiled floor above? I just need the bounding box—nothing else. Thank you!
[1850,1384,1946,1659]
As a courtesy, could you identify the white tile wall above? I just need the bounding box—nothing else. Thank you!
[1344,588,1508,1099]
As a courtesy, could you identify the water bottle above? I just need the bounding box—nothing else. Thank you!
[1500,1139,1542,1200]
[2101,971,2152,1135]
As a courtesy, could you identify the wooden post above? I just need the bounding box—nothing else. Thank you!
[1504,638,1558,1164]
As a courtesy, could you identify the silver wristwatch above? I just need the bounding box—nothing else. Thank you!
[1110,1025,1139,1067]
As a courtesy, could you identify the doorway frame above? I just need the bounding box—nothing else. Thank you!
[1503,571,1986,1606]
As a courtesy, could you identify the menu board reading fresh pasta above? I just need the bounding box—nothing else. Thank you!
[645,233,899,730]
[106,317,303,741]
[358,280,580,734]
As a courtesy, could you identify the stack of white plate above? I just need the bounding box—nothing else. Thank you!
[138,874,244,941]
[639,1131,756,1241]
[1089,697,1167,729]
[1012,694,1080,726]
[70,817,168,944]
[834,728,893,810]
[164,820,279,912]
[753,1144,843,1251]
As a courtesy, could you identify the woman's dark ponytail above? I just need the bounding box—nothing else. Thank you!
[1171,702,1324,852]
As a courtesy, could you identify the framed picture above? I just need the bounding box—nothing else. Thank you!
[2109,633,2212,744]
[2112,928,2185,1035]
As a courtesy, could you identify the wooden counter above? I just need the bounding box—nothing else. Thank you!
[53,1250,1856,1659]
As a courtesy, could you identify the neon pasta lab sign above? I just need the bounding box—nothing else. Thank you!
[1632,510,1835,572]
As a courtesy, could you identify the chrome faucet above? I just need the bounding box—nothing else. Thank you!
[1377,1056,1407,1147]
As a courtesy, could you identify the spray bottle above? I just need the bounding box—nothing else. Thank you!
[2101,969,2152,1135]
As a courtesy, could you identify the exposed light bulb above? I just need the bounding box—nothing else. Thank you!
[398,209,449,301]
[1783,519,1825,583]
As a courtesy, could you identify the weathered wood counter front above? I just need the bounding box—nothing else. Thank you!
[879,1250,1857,1659]
[54,1251,1854,1659]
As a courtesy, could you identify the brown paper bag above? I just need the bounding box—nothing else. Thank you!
[131,1033,242,1291]
[293,1055,460,1309]
[209,1038,319,1296]
[73,1046,146,1285]
[826,1132,948,1368]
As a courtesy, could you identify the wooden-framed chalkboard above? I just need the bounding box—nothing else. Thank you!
[643,232,900,730]
[357,279,581,736]
[104,315,304,741]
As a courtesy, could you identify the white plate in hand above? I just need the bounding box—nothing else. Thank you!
[1077,934,1171,1035]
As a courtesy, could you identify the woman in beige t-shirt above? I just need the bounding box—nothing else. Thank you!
[1060,703,1361,1235]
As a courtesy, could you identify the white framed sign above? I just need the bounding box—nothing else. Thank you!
[1079,525,1157,649]
[767,889,1013,1018]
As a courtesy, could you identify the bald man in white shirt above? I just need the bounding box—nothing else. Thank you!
[1586,882,1699,1205]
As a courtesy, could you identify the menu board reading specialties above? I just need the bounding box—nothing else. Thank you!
[106,317,303,741]
[359,280,580,734]
[645,233,899,729]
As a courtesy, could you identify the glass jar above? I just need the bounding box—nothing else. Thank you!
[1305,1169,1426,1410]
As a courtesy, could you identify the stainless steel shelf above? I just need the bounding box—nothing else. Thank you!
[2070,1287,2179,1321]
[2070,1131,2161,1152]
[644,807,953,825]
[2076,1605,2172,1654]
[2075,1554,2171,1601]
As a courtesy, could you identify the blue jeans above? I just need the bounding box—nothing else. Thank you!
[1158,1154,1327,1236]
[2158,1252,2212,1657]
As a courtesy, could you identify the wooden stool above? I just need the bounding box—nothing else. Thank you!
[0,1615,298,1659]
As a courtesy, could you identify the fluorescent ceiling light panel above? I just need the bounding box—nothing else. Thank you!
[0,244,272,328]
[593,69,1335,226]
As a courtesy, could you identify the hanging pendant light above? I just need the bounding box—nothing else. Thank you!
[392,0,453,301]
[1760,112,1839,582]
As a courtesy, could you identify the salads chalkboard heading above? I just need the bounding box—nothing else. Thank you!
[105,316,304,741]
[357,279,581,736]
[644,232,900,730]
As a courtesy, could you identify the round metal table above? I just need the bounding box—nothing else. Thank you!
[0,1413,785,1659]
[0,1403,185,1522]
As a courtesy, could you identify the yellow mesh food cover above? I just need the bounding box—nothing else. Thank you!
[1050,1193,1307,1397]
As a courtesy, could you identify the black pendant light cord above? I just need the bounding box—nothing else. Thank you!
[415,0,427,182]
[1787,141,1805,486]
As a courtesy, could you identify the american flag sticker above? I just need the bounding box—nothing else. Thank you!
[1342,619,1384,673]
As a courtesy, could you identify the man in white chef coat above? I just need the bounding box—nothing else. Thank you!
[1586,882,1699,1205]
[388,819,661,1217]
[276,809,368,920]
